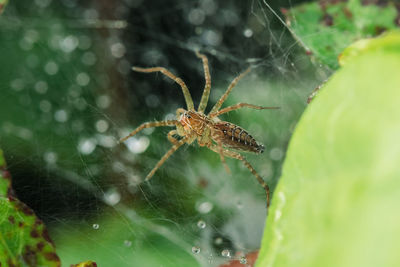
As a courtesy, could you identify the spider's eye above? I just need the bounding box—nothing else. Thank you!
[186,114,192,119]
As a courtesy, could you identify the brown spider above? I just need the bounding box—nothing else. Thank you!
[120,52,279,207]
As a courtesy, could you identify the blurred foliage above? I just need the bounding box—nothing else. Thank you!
[285,0,400,69]
[257,31,400,266]
[0,149,61,266]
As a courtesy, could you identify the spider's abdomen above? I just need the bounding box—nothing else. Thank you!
[212,121,265,154]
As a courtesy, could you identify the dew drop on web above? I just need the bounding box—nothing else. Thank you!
[192,246,201,254]
[197,220,206,229]
[221,249,231,258]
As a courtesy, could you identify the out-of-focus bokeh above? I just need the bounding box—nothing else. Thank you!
[0,0,328,266]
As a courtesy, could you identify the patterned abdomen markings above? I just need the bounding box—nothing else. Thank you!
[212,122,265,153]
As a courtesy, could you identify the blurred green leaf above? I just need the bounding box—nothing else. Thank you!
[0,149,61,266]
[257,31,400,266]
[285,0,399,69]
[53,214,201,267]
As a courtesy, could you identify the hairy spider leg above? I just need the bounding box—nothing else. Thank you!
[209,67,251,114]
[217,140,231,174]
[167,130,180,145]
[210,103,280,118]
[209,144,270,207]
[145,137,188,180]
[132,66,194,111]
[195,51,211,113]
[119,120,178,143]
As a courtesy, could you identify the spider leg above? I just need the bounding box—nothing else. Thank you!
[167,130,180,146]
[209,144,270,207]
[210,103,280,118]
[196,51,211,113]
[209,67,251,114]
[132,66,194,110]
[119,120,178,143]
[217,141,231,174]
[145,137,187,181]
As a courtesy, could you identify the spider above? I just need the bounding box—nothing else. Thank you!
[120,52,279,207]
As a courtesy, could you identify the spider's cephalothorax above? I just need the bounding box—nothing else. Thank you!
[179,110,211,137]
[120,52,279,207]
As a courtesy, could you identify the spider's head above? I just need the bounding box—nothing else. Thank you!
[179,110,205,134]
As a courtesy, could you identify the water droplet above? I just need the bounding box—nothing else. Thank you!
[240,256,247,264]
[10,78,25,91]
[82,51,97,65]
[221,249,231,258]
[54,109,68,122]
[76,72,90,86]
[236,200,243,209]
[39,100,51,112]
[110,42,126,58]
[214,237,223,245]
[44,61,59,75]
[243,28,253,38]
[125,136,150,154]
[78,138,97,155]
[197,201,213,214]
[44,151,57,164]
[97,135,116,148]
[270,147,283,161]
[60,35,79,53]
[197,220,206,229]
[188,8,205,25]
[192,246,201,254]
[202,30,222,46]
[34,81,48,94]
[95,120,109,133]
[96,95,111,109]
[92,223,99,230]
[103,188,121,206]
[124,240,132,247]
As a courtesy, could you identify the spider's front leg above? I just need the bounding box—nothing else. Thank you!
[210,103,280,118]
[119,120,178,143]
[167,130,180,146]
[146,136,188,180]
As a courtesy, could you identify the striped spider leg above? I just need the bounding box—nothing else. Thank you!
[120,51,279,207]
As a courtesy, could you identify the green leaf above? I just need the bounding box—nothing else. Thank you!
[285,0,399,69]
[257,31,400,267]
[0,149,61,266]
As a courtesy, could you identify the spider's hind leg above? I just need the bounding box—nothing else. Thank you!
[217,141,231,174]
[209,144,270,207]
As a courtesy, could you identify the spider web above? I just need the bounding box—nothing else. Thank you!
[0,0,329,266]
